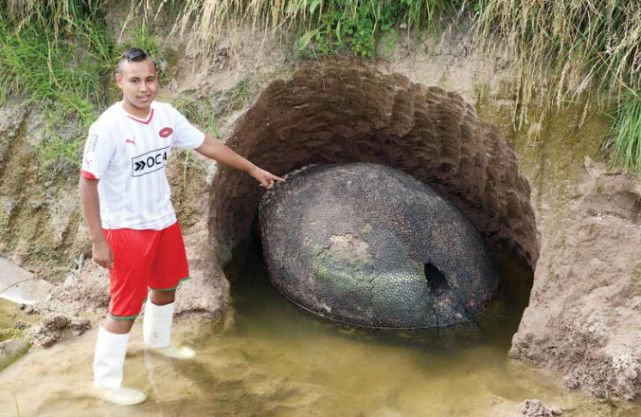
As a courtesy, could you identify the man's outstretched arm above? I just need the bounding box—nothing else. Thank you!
[194,135,285,189]
[78,177,113,269]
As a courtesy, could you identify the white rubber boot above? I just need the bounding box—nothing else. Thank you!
[93,326,146,405]
[143,301,195,359]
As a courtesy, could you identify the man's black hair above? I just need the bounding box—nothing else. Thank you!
[116,48,156,73]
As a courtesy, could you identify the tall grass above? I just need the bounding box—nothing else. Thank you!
[2,1,641,175]
[605,94,641,176]
[474,0,641,173]
[0,20,110,121]
[0,0,116,174]
[476,1,641,109]
[1,0,104,34]
[171,0,463,57]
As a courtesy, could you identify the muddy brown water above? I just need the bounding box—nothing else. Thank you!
[0,242,623,417]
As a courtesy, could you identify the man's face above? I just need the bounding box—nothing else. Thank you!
[115,58,158,111]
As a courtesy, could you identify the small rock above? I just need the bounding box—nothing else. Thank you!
[70,317,91,335]
[29,314,91,347]
[39,334,59,348]
[31,200,45,210]
[44,314,68,330]
[518,399,563,417]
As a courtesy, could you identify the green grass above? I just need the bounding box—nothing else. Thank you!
[0,1,116,175]
[0,21,108,120]
[474,0,641,174]
[605,94,641,176]
[175,0,466,58]
[476,0,641,108]
[2,0,641,175]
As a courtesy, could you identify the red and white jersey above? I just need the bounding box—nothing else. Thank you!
[81,101,205,230]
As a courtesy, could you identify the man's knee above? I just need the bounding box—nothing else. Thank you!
[103,316,135,334]
[149,289,176,305]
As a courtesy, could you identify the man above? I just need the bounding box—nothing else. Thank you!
[79,48,284,405]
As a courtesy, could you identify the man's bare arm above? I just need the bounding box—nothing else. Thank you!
[194,135,285,188]
[78,176,113,269]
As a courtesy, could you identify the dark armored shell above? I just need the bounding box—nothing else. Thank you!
[259,162,498,328]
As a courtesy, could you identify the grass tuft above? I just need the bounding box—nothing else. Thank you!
[0,1,116,174]
[605,94,641,176]
[475,0,641,126]
[474,0,641,175]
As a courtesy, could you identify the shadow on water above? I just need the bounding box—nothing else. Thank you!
[225,219,533,358]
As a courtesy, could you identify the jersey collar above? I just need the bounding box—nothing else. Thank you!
[120,101,154,125]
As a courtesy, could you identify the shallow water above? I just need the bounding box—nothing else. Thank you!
[0,242,628,417]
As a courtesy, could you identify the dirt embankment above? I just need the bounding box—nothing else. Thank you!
[511,159,641,400]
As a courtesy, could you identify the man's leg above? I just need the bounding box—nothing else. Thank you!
[93,317,146,405]
[93,228,154,406]
[94,317,135,389]
[143,222,194,359]
[103,316,136,334]
[143,289,195,359]
[149,288,175,306]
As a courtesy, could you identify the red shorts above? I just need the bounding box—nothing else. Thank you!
[103,222,189,320]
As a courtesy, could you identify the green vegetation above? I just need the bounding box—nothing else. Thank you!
[171,92,222,140]
[605,95,641,176]
[0,1,163,175]
[474,1,641,173]
[476,1,641,111]
[1,0,641,174]
[0,0,115,174]
[294,0,446,57]
[177,0,463,57]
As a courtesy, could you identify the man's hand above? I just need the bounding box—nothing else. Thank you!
[249,166,285,189]
[93,238,114,269]
[195,136,285,188]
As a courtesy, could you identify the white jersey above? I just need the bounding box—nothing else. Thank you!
[81,101,205,230]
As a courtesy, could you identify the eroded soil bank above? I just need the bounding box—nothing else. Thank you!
[1,25,640,404]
